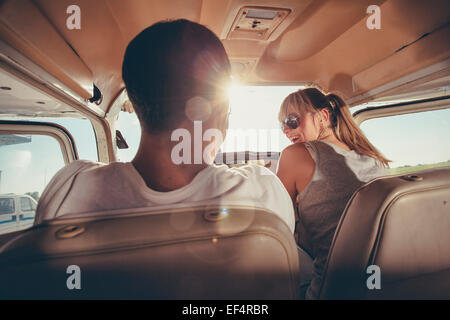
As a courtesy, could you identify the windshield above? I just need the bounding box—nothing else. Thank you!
[116,85,303,162]
[222,85,302,153]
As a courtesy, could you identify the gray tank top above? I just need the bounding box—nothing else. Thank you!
[298,140,386,299]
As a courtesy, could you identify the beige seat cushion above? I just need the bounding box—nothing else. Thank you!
[319,168,450,299]
[0,206,299,299]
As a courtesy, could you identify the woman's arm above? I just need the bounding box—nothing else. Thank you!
[277,143,316,246]
[276,143,316,205]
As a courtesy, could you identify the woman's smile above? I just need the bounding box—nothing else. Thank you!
[288,134,302,143]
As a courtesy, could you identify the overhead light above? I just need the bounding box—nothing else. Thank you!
[246,9,278,20]
[227,6,291,41]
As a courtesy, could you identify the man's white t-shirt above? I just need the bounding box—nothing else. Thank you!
[35,160,295,233]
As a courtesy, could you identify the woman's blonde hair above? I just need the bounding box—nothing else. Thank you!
[279,87,390,167]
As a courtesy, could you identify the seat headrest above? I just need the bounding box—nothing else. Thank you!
[319,168,450,299]
[0,206,299,299]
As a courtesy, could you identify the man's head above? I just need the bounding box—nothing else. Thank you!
[122,19,231,134]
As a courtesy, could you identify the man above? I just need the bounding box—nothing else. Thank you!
[35,19,295,233]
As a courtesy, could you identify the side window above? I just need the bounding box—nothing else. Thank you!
[30,199,37,211]
[360,108,450,175]
[0,117,98,162]
[48,117,98,161]
[0,134,65,234]
[115,111,141,162]
[0,197,14,215]
[20,197,32,212]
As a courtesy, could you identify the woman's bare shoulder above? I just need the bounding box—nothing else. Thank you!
[280,143,312,162]
[278,143,316,195]
[279,143,315,175]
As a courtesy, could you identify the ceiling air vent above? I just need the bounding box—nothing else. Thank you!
[227,7,291,41]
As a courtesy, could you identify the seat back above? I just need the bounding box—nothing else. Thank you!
[0,206,299,299]
[319,167,450,299]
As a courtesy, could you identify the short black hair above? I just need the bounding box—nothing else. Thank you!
[122,19,231,132]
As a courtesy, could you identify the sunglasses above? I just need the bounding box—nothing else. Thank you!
[281,114,300,130]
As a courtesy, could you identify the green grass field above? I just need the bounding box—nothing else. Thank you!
[388,161,450,175]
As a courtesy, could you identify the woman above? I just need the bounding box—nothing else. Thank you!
[276,87,389,299]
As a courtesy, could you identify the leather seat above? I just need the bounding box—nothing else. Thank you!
[318,167,450,299]
[0,206,299,299]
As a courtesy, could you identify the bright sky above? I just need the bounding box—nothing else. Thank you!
[0,117,96,196]
[1,85,449,197]
[115,85,300,160]
[221,85,298,152]
[361,108,450,167]
[0,134,65,195]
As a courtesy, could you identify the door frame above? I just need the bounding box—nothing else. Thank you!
[0,120,78,164]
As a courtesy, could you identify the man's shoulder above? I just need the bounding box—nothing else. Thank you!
[210,164,295,233]
[53,160,105,181]
[56,161,138,188]
[35,160,130,223]
[35,160,103,223]
[209,164,286,195]
[212,163,277,180]
[63,159,105,171]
